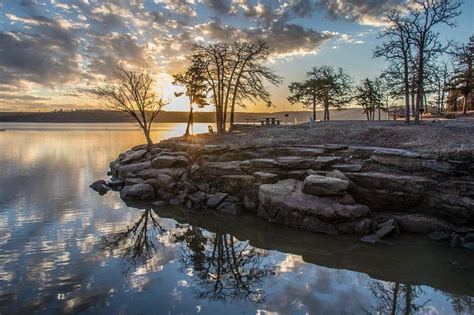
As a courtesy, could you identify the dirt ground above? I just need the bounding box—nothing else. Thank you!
[193,116,474,153]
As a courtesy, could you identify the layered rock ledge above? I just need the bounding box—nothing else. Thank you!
[97,130,474,248]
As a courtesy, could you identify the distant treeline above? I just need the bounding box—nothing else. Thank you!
[0,109,366,123]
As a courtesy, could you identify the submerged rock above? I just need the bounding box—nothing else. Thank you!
[89,180,110,195]
[206,192,228,208]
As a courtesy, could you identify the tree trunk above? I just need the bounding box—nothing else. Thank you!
[229,103,236,132]
[391,283,400,315]
[378,108,381,120]
[415,46,424,123]
[312,101,316,121]
[185,107,193,136]
[143,127,153,148]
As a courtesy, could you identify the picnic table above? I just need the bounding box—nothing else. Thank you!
[260,117,281,125]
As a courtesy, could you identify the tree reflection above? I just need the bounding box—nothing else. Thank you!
[443,293,474,315]
[369,282,430,314]
[100,209,165,271]
[173,225,276,303]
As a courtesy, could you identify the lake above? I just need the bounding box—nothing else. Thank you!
[0,123,473,314]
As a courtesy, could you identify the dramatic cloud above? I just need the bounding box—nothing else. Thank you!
[0,0,423,110]
[319,0,411,26]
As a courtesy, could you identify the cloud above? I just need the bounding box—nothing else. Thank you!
[319,0,410,26]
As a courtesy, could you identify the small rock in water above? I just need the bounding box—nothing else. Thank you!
[89,180,111,195]
[206,192,228,208]
[375,219,398,238]
[428,231,451,241]
[462,242,474,250]
[218,201,240,215]
[360,234,379,244]
[152,200,167,207]
[107,180,124,190]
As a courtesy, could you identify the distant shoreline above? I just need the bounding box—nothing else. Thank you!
[0,109,366,123]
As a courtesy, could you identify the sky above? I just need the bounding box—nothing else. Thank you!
[0,0,472,113]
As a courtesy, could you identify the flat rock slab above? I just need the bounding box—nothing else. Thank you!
[303,175,349,196]
[201,161,244,176]
[117,161,152,178]
[276,156,314,169]
[258,179,369,223]
[120,149,147,164]
[249,158,279,168]
[331,164,363,172]
[313,156,342,169]
[253,172,279,184]
[120,183,155,200]
[152,155,189,168]
[206,192,228,208]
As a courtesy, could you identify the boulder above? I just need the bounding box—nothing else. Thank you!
[312,156,342,170]
[288,170,307,180]
[258,179,371,235]
[331,164,363,172]
[276,156,314,169]
[218,201,240,215]
[89,180,110,195]
[136,168,185,180]
[107,180,124,190]
[253,172,279,184]
[219,175,255,193]
[120,149,147,164]
[326,169,350,181]
[125,178,144,186]
[120,183,155,200]
[371,148,451,173]
[303,175,349,196]
[117,161,152,178]
[268,147,324,158]
[206,192,228,208]
[249,158,279,168]
[152,155,189,168]
[201,161,244,176]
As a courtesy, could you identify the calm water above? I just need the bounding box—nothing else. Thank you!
[0,123,473,315]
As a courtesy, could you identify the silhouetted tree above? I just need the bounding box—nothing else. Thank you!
[94,66,166,147]
[407,0,463,122]
[447,36,474,114]
[172,60,208,136]
[288,66,352,121]
[190,41,281,133]
[374,9,414,123]
[355,78,384,120]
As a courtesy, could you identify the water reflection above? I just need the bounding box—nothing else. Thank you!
[0,124,473,314]
[173,225,275,303]
[101,209,165,272]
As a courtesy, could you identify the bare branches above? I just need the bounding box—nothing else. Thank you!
[93,65,166,146]
[190,41,281,133]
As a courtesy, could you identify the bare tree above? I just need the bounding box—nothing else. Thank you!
[447,37,474,114]
[190,41,281,133]
[289,66,352,121]
[374,9,414,123]
[172,60,208,136]
[355,78,384,120]
[94,66,166,147]
[407,0,463,122]
[287,79,320,121]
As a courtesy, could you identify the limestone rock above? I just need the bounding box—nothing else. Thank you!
[250,158,279,168]
[331,164,363,172]
[258,179,370,235]
[89,180,110,195]
[219,175,255,193]
[206,192,228,208]
[312,156,342,170]
[152,155,189,168]
[121,149,147,164]
[253,172,279,184]
[117,161,152,178]
[201,161,244,176]
[303,175,349,196]
[120,183,155,200]
[276,156,314,169]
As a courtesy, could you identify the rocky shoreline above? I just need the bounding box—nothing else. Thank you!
[92,131,474,250]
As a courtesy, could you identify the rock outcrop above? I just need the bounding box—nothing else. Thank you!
[96,137,473,243]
